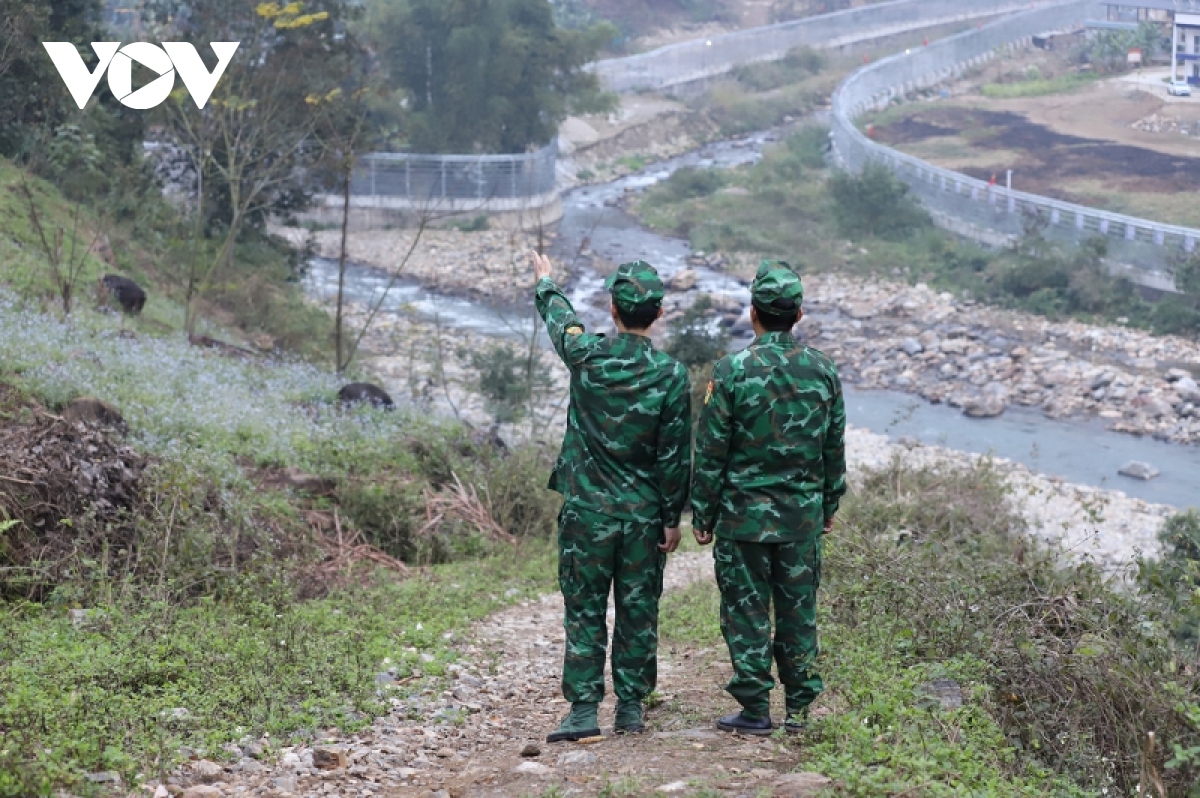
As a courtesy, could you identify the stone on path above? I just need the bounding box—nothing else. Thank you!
[1119,460,1161,481]
[312,746,348,770]
[513,761,553,775]
[191,760,223,782]
[558,750,597,767]
[657,781,691,794]
[519,742,542,757]
[773,772,833,797]
[181,788,222,798]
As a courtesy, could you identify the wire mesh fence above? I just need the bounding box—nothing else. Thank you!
[591,0,1064,92]
[348,142,558,204]
[831,0,1190,290]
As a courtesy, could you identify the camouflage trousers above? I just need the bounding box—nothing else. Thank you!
[558,504,667,704]
[714,536,823,719]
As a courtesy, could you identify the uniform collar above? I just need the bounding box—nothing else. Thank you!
[617,331,654,346]
[753,330,797,347]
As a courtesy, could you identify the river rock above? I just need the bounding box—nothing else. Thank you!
[1175,377,1200,402]
[963,397,1006,418]
[671,269,699,291]
[1118,461,1160,481]
[900,337,923,356]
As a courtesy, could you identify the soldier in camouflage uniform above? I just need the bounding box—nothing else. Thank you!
[530,252,692,742]
[690,260,846,736]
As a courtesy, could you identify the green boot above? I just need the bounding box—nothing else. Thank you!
[613,699,645,734]
[546,701,601,743]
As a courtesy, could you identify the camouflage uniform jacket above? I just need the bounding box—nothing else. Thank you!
[691,331,846,543]
[535,277,692,526]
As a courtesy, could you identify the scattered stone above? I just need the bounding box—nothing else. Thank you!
[191,760,223,782]
[919,678,964,711]
[900,337,923,356]
[656,781,690,794]
[181,787,222,798]
[513,761,553,776]
[557,750,597,767]
[1119,461,1161,481]
[671,269,699,291]
[962,397,1005,418]
[312,747,348,771]
[773,772,833,797]
[67,608,104,628]
[271,775,297,794]
[85,771,122,786]
[519,743,542,758]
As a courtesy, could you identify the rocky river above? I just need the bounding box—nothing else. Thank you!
[297,126,1199,570]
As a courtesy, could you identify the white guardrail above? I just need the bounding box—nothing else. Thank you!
[830,0,1188,290]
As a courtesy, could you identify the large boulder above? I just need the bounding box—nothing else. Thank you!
[99,275,146,315]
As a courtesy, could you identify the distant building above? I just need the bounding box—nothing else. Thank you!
[1093,1,1200,82]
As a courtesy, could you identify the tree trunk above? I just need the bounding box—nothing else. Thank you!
[336,166,351,373]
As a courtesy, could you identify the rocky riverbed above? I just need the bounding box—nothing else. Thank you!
[277,227,547,306]
[664,267,1200,446]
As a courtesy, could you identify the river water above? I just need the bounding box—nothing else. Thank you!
[304,129,1200,510]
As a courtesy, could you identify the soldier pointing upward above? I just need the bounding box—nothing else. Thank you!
[531,252,692,742]
[691,260,847,735]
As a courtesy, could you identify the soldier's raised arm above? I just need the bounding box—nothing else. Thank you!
[822,371,847,533]
[531,251,594,368]
[657,365,693,531]
[690,362,734,544]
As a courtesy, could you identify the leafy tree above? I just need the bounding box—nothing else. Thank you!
[0,1,145,176]
[828,162,931,240]
[143,0,366,333]
[372,0,615,153]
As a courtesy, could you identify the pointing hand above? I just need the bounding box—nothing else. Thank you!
[529,251,553,283]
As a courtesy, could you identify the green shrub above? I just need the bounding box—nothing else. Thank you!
[829,461,1199,794]
[731,46,825,92]
[1140,510,1200,648]
[658,166,727,201]
[828,163,932,240]
[664,294,731,369]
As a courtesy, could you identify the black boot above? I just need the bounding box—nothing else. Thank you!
[716,711,773,736]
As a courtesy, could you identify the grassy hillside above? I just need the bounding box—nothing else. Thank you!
[0,157,333,358]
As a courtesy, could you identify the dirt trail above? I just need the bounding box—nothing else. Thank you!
[176,552,827,798]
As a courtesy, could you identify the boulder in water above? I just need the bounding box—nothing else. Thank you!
[1118,461,1160,481]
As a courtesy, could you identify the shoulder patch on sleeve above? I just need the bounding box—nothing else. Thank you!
[565,325,584,336]
[704,380,715,405]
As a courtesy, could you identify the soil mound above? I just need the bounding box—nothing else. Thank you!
[0,400,145,580]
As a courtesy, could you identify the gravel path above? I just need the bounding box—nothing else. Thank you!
[158,425,1175,797]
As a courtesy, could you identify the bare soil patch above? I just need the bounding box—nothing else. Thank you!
[874,104,1200,224]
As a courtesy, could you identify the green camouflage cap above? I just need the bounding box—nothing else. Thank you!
[751,260,803,316]
[606,260,665,311]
